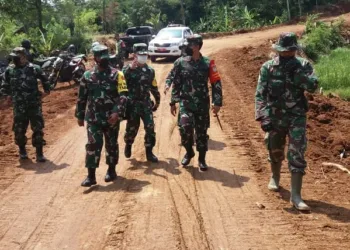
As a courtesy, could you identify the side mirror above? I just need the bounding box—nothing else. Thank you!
[152,35,156,39]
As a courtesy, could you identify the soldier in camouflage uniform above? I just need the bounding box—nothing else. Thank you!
[76,45,128,187]
[115,33,125,69]
[255,32,318,211]
[123,43,160,163]
[170,34,223,171]
[21,40,38,63]
[0,47,51,162]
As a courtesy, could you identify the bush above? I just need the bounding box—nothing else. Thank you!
[302,17,345,61]
[0,20,26,54]
[315,48,350,100]
[28,18,70,56]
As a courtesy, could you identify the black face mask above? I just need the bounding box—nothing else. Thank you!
[279,55,295,64]
[185,47,193,56]
[98,58,109,68]
[12,56,21,66]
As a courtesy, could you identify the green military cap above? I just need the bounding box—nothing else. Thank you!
[92,44,109,59]
[133,43,148,55]
[273,32,299,52]
[186,34,203,45]
[10,47,26,57]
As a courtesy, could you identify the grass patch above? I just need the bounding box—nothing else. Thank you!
[315,48,350,100]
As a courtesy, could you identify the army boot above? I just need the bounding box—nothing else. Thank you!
[36,146,47,163]
[290,172,310,211]
[198,150,208,172]
[105,165,117,182]
[268,162,282,191]
[181,145,195,166]
[81,168,97,187]
[19,146,28,160]
[146,147,158,163]
[124,144,132,158]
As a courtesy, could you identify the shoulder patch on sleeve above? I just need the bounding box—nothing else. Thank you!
[209,60,221,84]
[117,71,128,93]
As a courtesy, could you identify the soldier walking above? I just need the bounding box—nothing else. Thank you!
[115,33,125,69]
[123,43,160,163]
[255,32,318,211]
[76,45,128,187]
[169,35,223,171]
[0,47,51,162]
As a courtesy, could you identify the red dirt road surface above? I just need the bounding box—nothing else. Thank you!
[0,21,349,250]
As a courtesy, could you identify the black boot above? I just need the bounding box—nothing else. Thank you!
[146,147,158,163]
[181,145,195,166]
[36,146,46,163]
[125,144,132,158]
[105,165,117,182]
[81,168,97,187]
[19,146,28,160]
[198,150,208,171]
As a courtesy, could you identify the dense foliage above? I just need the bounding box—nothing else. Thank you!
[0,0,345,55]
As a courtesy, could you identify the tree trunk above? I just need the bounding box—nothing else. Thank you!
[102,0,106,32]
[34,0,45,33]
[286,0,291,21]
[180,0,185,25]
[298,0,302,17]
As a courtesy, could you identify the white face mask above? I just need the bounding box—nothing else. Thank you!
[137,55,148,64]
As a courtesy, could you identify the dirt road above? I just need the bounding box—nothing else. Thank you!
[0,23,349,250]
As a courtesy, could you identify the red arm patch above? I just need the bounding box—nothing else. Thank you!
[209,60,221,84]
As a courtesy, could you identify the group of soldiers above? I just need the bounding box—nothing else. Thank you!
[0,31,317,211]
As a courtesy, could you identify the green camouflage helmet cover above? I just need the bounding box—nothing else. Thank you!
[10,47,26,57]
[92,44,109,59]
[273,32,299,52]
[186,34,203,46]
[133,43,148,55]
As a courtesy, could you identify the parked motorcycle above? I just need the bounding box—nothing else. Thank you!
[49,52,87,88]
[34,56,57,77]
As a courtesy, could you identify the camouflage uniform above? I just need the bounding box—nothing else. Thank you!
[165,66,175,90]
[255,32,318,211]
[170,35,222,170]
[0,48,50,151]
[116,40,125,59]
[76,63,128,169]
[122,44,160,150]
[171,44,222,151]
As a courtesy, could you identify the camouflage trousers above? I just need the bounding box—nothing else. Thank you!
[264,115,307,174]
[85,123,120,169]
[178,108,209,151]
[124,106,155,147]
[12,103,45,147]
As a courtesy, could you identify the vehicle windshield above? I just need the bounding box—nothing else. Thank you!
[156,29,182,39]
[126,27,151,36]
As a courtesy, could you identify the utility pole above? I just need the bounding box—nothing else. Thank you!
[298,0,302,17]
[180,0,185,25]
[286,0,291,21]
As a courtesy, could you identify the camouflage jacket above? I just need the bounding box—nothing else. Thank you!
[24,48,37,63]
[116,41,124,57]
[170,55,223,112]
[0,63,50,105]
[165,67,175,89]
[122,64,160,107]
[75,66,128,125]
[255,56,318,123]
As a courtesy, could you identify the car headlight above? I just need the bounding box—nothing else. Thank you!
[170,43,179,46]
